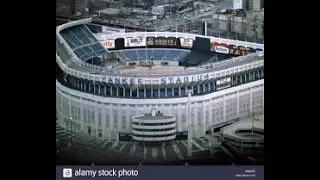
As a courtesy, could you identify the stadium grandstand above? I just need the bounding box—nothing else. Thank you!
[56,18,264,165]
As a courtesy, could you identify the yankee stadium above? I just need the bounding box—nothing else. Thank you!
[56,18,264,164]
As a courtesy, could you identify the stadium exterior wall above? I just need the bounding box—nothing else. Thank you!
[56,79,264,141]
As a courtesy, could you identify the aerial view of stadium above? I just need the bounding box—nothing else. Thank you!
[56,0,264,165]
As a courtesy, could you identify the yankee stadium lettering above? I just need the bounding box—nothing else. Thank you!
[103,74,211,85]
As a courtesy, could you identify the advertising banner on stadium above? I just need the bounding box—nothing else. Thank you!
[102,39,115,49]
[210,42,229,54]
[146,37,155,46]
[93,33,116,49]
[216,77,232,90]
[146,37,177,47]
[102,26,125,34]
[125,36,146,47]
[179,38,194,48]
[228,45,255,56]
[216,77,231,85]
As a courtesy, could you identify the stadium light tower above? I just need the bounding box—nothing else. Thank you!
[187,89,193,157]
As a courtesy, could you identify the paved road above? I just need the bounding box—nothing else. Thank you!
[56,123,217,164]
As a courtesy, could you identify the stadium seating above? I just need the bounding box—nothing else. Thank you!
[114,49,190,62]
[60,25,108,62]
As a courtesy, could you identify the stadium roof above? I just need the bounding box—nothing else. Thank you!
[135,114,173,120]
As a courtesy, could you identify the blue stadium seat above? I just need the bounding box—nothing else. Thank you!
[60,25,108,62]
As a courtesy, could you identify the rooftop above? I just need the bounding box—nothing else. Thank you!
[135,110,174,120]
[96,8,121,15]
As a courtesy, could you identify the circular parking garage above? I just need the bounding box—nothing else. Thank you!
[132,109,176,142]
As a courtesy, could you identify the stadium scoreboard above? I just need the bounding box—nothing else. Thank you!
[146,37,177,47]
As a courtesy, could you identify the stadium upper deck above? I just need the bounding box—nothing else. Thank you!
[56,18,264,79]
